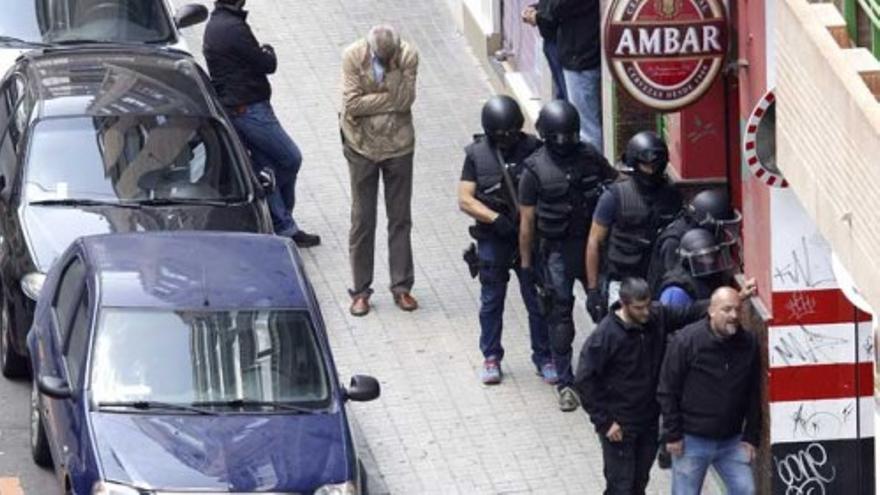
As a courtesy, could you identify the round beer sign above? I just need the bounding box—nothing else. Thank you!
[605,0,729,111]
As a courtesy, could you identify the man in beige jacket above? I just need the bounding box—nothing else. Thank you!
[341,25,419,316]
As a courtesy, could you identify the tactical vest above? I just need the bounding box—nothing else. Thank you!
[606,178,682,277]
[528,146,606,240]
[467,134,541,238]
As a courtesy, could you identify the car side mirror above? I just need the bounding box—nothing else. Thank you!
[38,374,71,400]
[258,168,276,195]
[344,375,380,402]
[175,3,208,29]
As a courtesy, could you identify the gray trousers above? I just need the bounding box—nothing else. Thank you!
[344,145,414,297]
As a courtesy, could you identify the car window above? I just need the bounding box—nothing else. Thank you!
[52,257,86,340]
[64,291,91,387]
[0,0,174,45]
[7,77,29,149]
[0,132,16,187]
[91,309,331,407]
[24,116,246,203]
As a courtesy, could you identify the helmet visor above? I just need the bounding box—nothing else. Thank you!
[681,242,735,278]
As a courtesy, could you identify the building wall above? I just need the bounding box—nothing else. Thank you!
[774,0,879,492]
[777,0,880,321]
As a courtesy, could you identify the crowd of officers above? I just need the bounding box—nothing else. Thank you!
[458,97,760,494]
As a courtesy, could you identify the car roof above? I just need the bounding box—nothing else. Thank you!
[18,46,217,119]
[78,232,311,310]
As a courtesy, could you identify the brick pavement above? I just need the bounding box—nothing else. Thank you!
[175,1,677,493]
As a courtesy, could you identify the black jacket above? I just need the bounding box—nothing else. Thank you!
[203,5,277,107]
[574,300,708,435]
[657,319,761,446]
[545,0,601,71]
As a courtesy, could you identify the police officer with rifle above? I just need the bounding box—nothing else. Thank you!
[518,100,618,411]
[459,95,556,386]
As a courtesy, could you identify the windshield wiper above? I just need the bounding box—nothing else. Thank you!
[29,198,141,209]
[0,36,49,48]
[122,198,242,207]
[97,400,217,415]
[192,399,317,414]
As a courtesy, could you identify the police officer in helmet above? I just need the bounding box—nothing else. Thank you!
[585,130,682,322]
[519,99,618,411]
[657,227,737,307]
[646,189,742,294]
[458,95,555,386]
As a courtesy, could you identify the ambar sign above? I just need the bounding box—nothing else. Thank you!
[605,0,729,111]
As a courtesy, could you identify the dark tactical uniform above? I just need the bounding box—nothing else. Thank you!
[519,143,617,389]
[462,134,551,369]
[603,178,681,281]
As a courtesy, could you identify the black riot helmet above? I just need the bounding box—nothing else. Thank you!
[678,228,735,278]
[624,131,669,189]
[686,190,742,238]
[536,100,581,155]
[481,95,525,149]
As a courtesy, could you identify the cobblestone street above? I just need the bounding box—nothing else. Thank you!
[178,1,673,493]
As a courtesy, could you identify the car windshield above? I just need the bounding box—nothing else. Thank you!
[25,116,247,203]
[91,309,331,407]
[0,0,174,45]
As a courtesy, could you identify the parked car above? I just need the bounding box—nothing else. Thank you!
[0,0,207,73]
[0,46,274,377]
[28,232,378,494]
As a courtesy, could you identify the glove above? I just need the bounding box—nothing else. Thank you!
[519,265,535,285]
[492,215,516,238]
[586,288,606,323]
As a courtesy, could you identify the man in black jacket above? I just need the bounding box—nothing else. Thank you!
[203,0,320,247]
[658,287,761,495]
[573,277,709,494]
[541,0,603,148]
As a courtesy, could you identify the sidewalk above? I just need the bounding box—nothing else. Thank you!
[177,1,672,492]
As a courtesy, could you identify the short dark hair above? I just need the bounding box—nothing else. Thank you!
[618,277,652,305]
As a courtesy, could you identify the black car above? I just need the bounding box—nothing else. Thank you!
[0,46,274,377]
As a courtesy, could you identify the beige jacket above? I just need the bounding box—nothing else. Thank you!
[340,38,418,162]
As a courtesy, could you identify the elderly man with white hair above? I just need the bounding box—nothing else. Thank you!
[340,25,419,317]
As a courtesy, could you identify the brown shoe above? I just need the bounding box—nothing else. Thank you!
[394,292,419,312]
[350,295,370,317]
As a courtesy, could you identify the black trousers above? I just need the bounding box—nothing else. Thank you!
[599,427,659,495]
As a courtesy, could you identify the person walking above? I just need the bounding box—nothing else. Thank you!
[203,0,320,248]
[585,131,682,322]
[459,95,556,385]
[340,25,419,316]
[518,100,617,411]
[658,287,761,495]
[574,277,711,494]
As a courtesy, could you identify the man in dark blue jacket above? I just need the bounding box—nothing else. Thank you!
[203,0,320,247]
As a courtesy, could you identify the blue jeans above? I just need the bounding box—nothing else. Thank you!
[564,68,603,149]
[478,238,550,369]
[542,40,568,101]
[672,434,755,495]
[540,240,588,389]
[230,101,302,236]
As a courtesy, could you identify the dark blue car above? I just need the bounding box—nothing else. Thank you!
[27,232,379,494]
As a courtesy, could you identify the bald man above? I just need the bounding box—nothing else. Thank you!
[658,286,761,495]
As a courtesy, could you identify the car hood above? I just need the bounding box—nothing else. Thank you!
[23,202,266,272]
[91,410,353,492]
